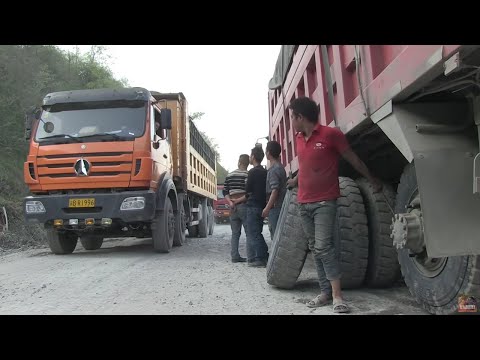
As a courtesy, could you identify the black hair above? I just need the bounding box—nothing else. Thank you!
[251,146,265,163]
[266,140,281,159]
[238,154,250,167]
[288,96,319,124]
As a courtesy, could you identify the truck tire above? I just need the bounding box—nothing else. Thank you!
[356,178,400,287]
[47,229,78,255]
[198,199,208,238]
[334,177,369,289]
[266,188,307,289]
[188,225,199,237]
[80,234,104,250]
[208,206,214,235]
[173,200,186,246]
[152,196,175,253]
[396,163,480,315]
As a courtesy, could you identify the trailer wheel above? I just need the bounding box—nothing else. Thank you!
[198,199,208,238]
[396,163,480,314]
[334,177,369,289]
[266,188,307,289]
[356,178,400,287]
[173,200,186,246]
[208,206,215,235]
[80,234,104,250]
[152,197,175,253]
[47,229,78,255]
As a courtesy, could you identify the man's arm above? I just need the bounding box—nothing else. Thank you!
[286,174,298,188]
[223,176,235,208]
[262,189,278,218]
[233,171,252,205]
[341,149,382,192]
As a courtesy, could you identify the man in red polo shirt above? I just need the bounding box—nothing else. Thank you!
[286,96,381,313]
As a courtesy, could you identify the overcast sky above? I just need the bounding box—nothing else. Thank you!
[58,45,281,172]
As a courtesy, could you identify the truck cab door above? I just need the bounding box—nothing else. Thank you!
[151,105,171,184]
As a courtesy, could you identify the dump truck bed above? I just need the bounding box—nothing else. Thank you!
[153,92,216,200]
[268,45,475,174]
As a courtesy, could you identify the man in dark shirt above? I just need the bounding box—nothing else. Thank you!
[233,146,268,267]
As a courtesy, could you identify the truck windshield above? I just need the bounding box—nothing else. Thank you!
[217,189,224,199]
[35,101,147,144]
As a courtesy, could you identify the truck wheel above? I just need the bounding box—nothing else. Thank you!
[208,206,215,235]
[356,178,400,287]
[173,200,186,246]
[188,225,199,237]
[152,196,175,253]
[396,163,480,314]
[334,177,369,289]
[266,188,308,289]
[80,234,104,250]
[198,199,208,238]
[47,229,78,255]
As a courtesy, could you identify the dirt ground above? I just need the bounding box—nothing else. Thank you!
[0,223,428,315]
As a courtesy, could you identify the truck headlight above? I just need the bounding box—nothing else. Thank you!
[120,197,145,210]
[26,201,46,214]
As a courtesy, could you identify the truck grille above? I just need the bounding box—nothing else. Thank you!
[36,151,133,186]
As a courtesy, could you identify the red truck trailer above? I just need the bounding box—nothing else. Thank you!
[266,45,480,314]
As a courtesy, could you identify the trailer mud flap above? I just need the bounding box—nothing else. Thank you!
[414,149,480,257]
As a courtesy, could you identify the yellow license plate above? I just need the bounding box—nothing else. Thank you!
[69,198,95,208]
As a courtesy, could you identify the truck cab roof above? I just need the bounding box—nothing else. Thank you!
[42,87,152,106]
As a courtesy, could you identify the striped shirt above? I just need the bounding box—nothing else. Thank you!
[223,169,248,196]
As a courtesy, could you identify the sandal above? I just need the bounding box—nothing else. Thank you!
[306,293,333,308]
[333,299,350,313]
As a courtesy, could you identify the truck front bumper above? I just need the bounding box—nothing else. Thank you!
[24,190,156,225]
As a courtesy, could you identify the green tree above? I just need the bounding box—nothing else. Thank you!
[0,45,127,249]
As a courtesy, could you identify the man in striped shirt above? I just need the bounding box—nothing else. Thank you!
[223,154,250,263]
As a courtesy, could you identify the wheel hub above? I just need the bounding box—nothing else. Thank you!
[390,210,424,253]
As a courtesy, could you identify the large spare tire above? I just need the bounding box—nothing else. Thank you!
[266,188,308,289]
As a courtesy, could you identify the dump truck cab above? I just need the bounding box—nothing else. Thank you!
[23,87,180,253]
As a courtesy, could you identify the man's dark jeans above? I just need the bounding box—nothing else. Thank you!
[246,207,269,263]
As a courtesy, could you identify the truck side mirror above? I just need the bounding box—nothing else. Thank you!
[160,108,172,130]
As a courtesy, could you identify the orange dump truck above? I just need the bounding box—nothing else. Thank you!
[24,88,216,254]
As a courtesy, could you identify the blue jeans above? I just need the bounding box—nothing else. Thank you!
[246,207,269,262]
[268,207,281,240]
[299,200,339,296]
[230,203,247,260]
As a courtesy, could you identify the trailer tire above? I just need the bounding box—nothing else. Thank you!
[266,188,307,289]
[208,206,214,235]
[80,235,104,250]
[152,197,175,253]
[198,199,208,238]
[47,229,78,255]
[396,163,480,314]
[334,177,369,289]
[173,200,186,246]
[188,225,198,237]
[356,178,400,287]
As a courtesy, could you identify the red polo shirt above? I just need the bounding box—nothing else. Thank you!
[296,124,350,204]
